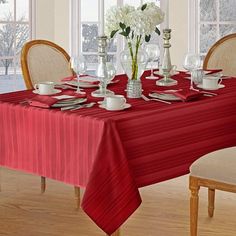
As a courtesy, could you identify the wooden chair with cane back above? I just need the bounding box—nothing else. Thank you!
[203,33,236,76]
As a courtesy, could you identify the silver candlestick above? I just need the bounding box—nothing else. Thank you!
[91,36,114,97]
[156,29,178,86]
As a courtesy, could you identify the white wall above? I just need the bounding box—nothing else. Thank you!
[35,0,55,41]
[35,0,189,68]
[54,0,70,53]
[169,0,188,69]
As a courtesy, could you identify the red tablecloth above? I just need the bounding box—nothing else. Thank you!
[1,72,236,235]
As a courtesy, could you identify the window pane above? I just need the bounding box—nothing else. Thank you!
[220,24,236,37]
[123,0,141,7]
[0,0,14,21]
[105,0,116,14]
[145,0,160,6]
[0,23,15,57]
[16,24,30,55]
[82,23,98,52]
[200,24,217,53]
[16,0,29,21]
[0,58,25,93]
[81,0,98,21]
[200,0,217,22]
[219,0,236,21]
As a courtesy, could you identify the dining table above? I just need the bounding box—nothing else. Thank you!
[0,71,236,235]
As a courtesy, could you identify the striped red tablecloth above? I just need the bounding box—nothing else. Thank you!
[1,72,236,235]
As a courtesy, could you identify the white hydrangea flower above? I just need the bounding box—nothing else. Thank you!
[105,2,164,39]
[105,5,135,36]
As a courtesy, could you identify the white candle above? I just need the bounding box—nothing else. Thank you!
[165,0,169,29]
[99,0,105,36]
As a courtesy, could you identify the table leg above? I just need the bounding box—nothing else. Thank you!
[74,186,80,209]
[41,176,46,193]
[107,229,120,236]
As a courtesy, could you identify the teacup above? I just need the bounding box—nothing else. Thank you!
[202,76,222,90]
[34,81,55,95]
[105,95,126,110]
[159,65,177,76]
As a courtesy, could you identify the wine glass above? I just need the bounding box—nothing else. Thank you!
[183,53,201,90]
[145,44,160,79]
[70,56,87,95]
[106,62,116,83]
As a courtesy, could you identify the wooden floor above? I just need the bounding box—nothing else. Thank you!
[0,168,236,236]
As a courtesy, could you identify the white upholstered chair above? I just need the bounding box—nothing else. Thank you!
[189,147,236,236]
[203,33,236,76]
[20,40,80,208]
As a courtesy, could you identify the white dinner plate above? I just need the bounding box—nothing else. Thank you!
[197,84,225,91]
[51,98,87,108]
[149,92,181,101]
[65,81,99,88]
[99,103,131,111]
[33,89,62,95]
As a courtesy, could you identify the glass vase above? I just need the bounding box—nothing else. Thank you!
[120,47,147,98]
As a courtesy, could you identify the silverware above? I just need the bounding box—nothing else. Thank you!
[141,94,172,105]
[70,102,96,111]
[61,102,95,111]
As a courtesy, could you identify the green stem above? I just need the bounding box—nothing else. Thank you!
[131,35,141,80]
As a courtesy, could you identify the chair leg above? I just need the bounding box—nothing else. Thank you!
[189,176,200,236]
[74,186,80,209]
[41,176,46,193]
[208,188,215,217]
[107,229,120,236]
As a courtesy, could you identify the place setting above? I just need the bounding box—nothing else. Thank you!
[98,94,131,111]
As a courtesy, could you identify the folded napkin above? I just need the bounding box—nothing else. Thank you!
[180,69,222,76]
[204,69,223,75]
[29,91,86,108]
[28,95,58,108]
[151,89,203,102]
[61,75,77,82]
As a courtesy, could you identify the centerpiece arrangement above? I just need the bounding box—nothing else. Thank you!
[106,2,164,98]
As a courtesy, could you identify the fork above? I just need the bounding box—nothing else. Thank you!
[141,94,172,105]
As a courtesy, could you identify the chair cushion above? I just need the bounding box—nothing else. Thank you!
[190,147,236,184]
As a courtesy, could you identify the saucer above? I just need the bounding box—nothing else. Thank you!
[99,103,131,111]
[33,89,62,95]
[197,84,225,90]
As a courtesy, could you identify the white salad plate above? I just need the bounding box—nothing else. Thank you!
[51,98,87,108]
[149,92,181,101]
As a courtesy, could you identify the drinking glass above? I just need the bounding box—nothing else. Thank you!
[183,53,201,90]
[145,44,160,79]
[70,56,87,95]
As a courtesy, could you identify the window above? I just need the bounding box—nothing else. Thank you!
[189,0,236,57]
[0,0,34,93]
[70,0,162,73]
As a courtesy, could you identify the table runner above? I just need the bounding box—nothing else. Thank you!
[1,72,236,234]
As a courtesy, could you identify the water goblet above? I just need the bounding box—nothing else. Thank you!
[70,56,87,95]
[145,44,160,79]
[183,53,201,91]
